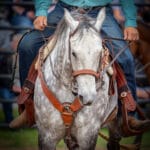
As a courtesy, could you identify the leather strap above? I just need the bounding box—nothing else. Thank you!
[17,57,38,105]
[113,61,149,136]
[37,64,83,127]
[72,69,100,78]
[121,100,143,137]
[102,106,118,126]
[17,57,38,126]
[115,61,136,111]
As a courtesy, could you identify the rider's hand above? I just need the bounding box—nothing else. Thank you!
[124,27,139,41]
[33,16,47,30]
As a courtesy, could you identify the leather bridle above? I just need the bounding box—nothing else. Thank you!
[70,26,105,80]
[72,69,100,79]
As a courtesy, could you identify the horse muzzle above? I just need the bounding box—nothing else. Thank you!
[75,76,97,106]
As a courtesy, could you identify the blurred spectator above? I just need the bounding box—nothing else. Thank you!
[0,7,13,50]
[0,31,22,123]
[111,0,125,26]
[137,87,150,99]
[139,0,150,24]
[0,49,15,124]
[0,6,14,124]
[10,0,35,33]
[111,0,150,26]
[10,33,22,93]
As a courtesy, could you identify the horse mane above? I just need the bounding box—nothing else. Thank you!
[42,13,73,88]
[52,17,72,83]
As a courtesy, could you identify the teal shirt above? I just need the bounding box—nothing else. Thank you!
[35,0,137,27]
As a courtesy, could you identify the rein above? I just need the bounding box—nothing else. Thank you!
[101,39,131,76]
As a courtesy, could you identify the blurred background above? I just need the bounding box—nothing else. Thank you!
[0,0,150,149]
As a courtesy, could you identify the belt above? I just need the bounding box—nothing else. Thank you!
[59,1,107,12]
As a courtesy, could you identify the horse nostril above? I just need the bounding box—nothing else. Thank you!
[78,95,93,106]
[85,102,92,106]
[78,95,83,103]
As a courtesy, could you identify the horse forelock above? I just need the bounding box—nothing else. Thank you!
[71,12,98,33]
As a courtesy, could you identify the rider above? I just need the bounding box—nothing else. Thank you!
[10,0,150,131]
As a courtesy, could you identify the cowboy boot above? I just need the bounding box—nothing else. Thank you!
[128,116,150,131]
[9,110,27,128]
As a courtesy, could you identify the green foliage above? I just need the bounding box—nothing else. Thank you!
[0,128,38,148]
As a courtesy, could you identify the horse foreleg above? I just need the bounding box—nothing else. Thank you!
[38,133,57,150]
[107,118,122,150]
[73,127,98,150]
[64,134,80,150]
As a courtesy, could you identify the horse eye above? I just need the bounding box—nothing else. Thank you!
[72,52,77,58]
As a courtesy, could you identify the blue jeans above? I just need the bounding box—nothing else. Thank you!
[0,88,15,123]
[18,2,137,100]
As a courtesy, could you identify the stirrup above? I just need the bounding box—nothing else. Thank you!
[121,101,148,137]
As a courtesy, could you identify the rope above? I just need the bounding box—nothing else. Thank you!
[136,62,150,73]
[99,131,140,150]
[101,39,131,76]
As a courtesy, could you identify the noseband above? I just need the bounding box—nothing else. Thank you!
[72,69,100,78]
[72,46,110,79]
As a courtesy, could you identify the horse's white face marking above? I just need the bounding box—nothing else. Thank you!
[70,29,102,104]
[64,8,106,105]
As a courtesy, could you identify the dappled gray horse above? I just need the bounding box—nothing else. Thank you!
[34,8,118,150]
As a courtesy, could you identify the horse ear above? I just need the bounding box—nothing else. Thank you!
[64,8,79,33]
[94,7,106,31]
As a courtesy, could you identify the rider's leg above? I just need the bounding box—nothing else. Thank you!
[19,28,54,86]
[96,6,150,131]
[88,6,137,101]
[101,7,137,101]
[9,28,54,128]
[19,2,65,87]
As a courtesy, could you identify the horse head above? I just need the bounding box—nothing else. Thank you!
[64,8,106,105]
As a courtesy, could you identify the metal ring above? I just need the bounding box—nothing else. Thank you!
[120,91,127,98]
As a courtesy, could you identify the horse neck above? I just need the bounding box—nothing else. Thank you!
[42,28,75,103]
